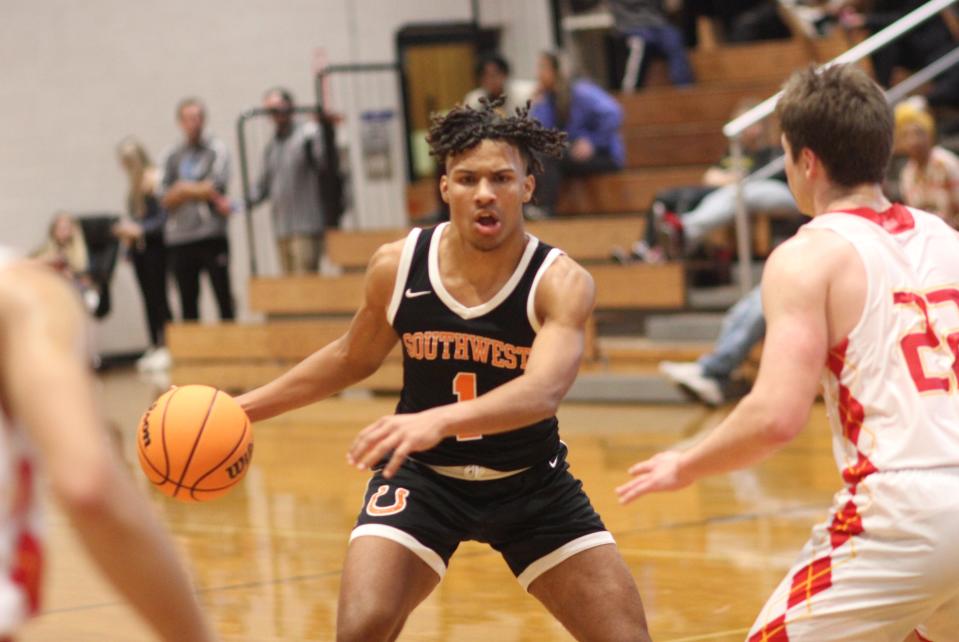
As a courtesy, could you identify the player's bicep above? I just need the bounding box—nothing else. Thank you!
[525,258,595,392]
[749,245,829,429]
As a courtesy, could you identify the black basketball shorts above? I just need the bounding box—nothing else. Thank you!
[351,442,614,590]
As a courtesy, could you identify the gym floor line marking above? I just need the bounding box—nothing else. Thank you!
[616,547,796,566]
[665,627,752,642]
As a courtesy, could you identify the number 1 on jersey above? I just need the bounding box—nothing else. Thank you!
[452,372,482,441]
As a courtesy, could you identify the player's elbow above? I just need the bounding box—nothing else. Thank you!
[51,455,118,518]
[333,339,381,381]
[763,404,807,444]
[529,379,568,418]
[765,417,804,445]
[744,393,807,445]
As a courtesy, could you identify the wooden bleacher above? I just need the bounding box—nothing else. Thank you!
[556,166,706,215]
[169,320,406,392]
[625,122,728,168]
[248,262,683,316]
[687,39,813,85]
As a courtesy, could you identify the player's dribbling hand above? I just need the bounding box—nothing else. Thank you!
[615,450,690,504]
[348,412,447,479]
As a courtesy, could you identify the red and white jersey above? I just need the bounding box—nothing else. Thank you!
[0,247,43,635]
[804,205,959,483]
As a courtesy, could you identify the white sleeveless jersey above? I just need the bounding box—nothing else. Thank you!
[805,205,959,483]
[0,247,43,635]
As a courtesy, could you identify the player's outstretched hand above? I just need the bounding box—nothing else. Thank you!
[348,412,447,479]
[615,450,691,505]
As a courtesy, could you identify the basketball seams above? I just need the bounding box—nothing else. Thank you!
[137,437,173,485]
[189,471,246,499]
[188,419,250,499]
[171,388,220,498]
[160,387,179,482]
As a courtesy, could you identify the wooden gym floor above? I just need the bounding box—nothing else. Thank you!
[21,370,839,642]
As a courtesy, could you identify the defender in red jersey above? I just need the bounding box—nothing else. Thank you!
[618,65,959,641]
[0,250,215,641]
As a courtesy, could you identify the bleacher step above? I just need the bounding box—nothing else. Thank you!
[687,285,743,310]
[567,370,689,404]
[645,313,725,342]
[598,337,713,365]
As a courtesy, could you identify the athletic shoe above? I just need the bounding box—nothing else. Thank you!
[651,201,685,260]
[136,348,156,372]
[137,347,171,372]
[659,360,724,406]
[630,240,667,264]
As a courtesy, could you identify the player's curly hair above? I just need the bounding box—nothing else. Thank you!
[427,96,567,175]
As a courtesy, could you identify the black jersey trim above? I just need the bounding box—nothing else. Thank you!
[427,222,541,320]
[526,248,565,333]
[386,228,423,325]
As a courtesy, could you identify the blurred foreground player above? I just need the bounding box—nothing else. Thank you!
[0,250,215,641]
[618,64,959,641]
[238,98,650,641]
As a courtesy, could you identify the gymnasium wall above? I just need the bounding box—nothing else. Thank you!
[0,0,553,354]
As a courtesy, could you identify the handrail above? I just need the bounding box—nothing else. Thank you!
[724,0,957,139]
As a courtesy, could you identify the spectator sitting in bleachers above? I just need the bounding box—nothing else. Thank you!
[32,212,99,312]
[464,53,536,116]
[529,51,625,218]
[895,97,959,228]
[609,0,694,90]
[621,101,797,262]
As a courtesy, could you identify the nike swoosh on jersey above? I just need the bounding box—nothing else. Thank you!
[548,456,559,468]
[405,289,432,298]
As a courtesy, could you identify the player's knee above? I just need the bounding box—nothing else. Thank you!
[336,599,404,642]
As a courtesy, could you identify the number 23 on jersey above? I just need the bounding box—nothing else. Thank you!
[894,288,959,393]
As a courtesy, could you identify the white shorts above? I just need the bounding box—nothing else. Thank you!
[749,469,959,642]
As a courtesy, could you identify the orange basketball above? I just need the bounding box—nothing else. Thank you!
[137,385,253,503]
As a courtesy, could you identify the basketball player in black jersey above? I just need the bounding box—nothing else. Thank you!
[237,98,650,641]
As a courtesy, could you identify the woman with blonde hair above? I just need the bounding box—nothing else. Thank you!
[33,212,101,312]
[34,212,90,279]
[114,136,172,371]
[895,97,959,229]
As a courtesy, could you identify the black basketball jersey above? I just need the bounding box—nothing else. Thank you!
[388,223,564,470]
